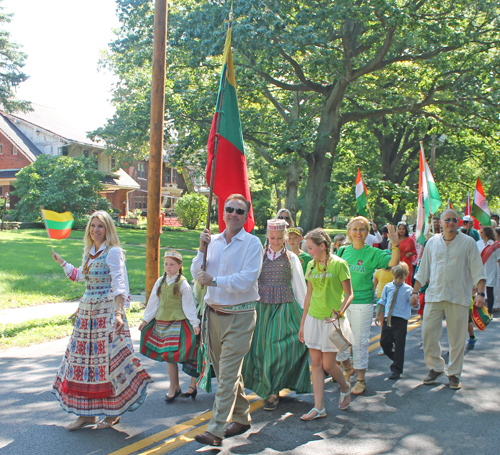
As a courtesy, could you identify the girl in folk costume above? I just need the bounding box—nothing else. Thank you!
[139,250,200,403]
[51,211,152,431]
[242,219,310,411]
[299,228,354,420]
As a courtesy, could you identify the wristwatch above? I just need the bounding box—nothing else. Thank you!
[477,292,485,297]
[211,277,217,287]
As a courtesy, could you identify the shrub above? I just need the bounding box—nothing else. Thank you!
[175,193,208,230]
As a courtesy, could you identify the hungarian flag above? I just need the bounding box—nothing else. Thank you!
[41,209,74,239]
[355,168,369,217]
[206,23,254,232]
[471,178,491,226]
[416,144,442,245]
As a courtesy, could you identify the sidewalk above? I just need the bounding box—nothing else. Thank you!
[0,295,146,325]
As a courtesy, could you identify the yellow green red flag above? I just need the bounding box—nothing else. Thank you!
[41,209,74,239]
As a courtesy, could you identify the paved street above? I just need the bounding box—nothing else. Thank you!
[1,316,499,455]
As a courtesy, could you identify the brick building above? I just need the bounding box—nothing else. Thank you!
[0,104,140,214]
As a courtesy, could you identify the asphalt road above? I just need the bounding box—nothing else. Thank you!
[1,315,499,455]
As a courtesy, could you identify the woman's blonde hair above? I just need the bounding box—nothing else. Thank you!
[83,210,122,258]
[304,228,332,280]
[346,216,371,244]
[275,208,295,228]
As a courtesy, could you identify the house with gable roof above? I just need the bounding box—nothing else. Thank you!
[0,103,140,214]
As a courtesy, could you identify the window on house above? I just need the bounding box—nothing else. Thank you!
[138,162,147,179]
[93,152,99,164]
[172,168,178,184]
[165,167,171,184]
[12,147,18,156]
[0,187,3,196]
[83,149,89,157]
[62,146,68,156]
[0,144,3,155]
[111,157,116,169]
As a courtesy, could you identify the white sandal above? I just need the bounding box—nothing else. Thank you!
[300,407,327,421]
[339,384,351,410]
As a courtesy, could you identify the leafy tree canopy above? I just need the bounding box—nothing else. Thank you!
[13,155,111,222]
[0,1,30,112]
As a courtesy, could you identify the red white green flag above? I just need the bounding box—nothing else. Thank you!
[206,23,254,232]
[471,178,491,226]
[355,168,369,217]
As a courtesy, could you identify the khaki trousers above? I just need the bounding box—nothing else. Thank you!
[422,301,469,378]
[206,310,256,438]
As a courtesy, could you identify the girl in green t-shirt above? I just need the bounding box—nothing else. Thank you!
[299,228,354,420]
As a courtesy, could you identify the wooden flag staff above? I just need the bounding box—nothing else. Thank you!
[201,11,233,278]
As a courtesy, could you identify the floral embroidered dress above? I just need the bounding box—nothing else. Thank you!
[52,243,153,417]
[242,248,310,398]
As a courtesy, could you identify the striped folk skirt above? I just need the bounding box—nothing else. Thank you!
[140,319,198,374]
[242,300,311,398]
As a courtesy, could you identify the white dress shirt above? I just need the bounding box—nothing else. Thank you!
[62,242,131,307]
[141,273,200,327]
[366,231,383,246]
[191,228,262,307]
[264,248,306,308]
[414,232,486,307]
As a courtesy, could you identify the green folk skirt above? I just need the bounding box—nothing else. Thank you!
[242,300,311,399]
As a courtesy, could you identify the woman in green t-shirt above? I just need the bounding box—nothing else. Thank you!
[336,216,400,395]
[299,228,354,420]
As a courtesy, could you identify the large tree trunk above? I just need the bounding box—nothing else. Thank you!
[299,151,334,232]
[285,161,302,223]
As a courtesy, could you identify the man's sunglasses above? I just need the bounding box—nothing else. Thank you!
[278,216,290,221]
[225,206,246,215]
[444,218,458,224]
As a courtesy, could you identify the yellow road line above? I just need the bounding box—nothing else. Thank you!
[138,398,267,455]
[116,319,423,455]
[109,394,259,455]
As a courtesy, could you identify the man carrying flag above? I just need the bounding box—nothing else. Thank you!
[193,15,261,448]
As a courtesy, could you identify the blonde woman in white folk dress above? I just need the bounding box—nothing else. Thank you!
[51,211,153,430]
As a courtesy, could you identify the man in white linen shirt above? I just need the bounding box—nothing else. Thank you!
[191,194,262,447]
[412,209,486,390]
[365,221,383,246]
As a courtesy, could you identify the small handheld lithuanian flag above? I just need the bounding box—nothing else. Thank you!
[41,209,74,239]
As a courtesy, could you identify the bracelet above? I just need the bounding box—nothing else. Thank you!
[60,261,67,267]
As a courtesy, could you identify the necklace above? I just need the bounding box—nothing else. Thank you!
[317,261,326,271]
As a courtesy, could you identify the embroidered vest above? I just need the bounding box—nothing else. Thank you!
[81,248,113,304]
[258,253,294,304]
[156,275,188,321]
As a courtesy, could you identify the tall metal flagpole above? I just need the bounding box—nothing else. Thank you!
[145,0,168,301]
[202,10,233,276]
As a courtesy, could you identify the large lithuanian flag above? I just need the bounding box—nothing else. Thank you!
[41,209,74,239]
[206,23,254,232]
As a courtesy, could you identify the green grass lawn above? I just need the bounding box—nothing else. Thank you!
[0,228,203,310]
[0,226,334,310]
